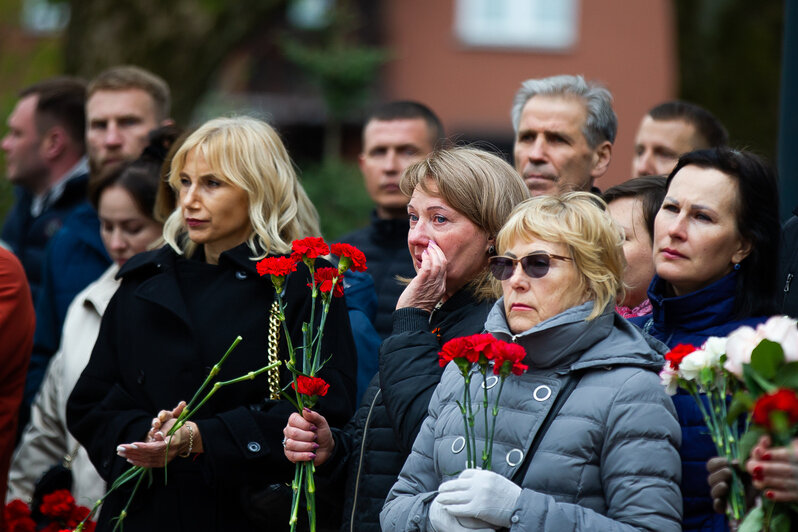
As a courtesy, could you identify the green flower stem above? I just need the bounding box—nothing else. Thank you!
[184,336,242,412]
[465,374,476,469]
[111,467,148,532]
[190,362,282,416]
[481,366,490,468]
[290,460,304,531]
[486,377,508,470]
[304,461,317,532]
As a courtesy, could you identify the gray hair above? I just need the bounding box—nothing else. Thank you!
[511,74,617,148]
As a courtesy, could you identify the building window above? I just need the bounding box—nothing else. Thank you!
[455,0,579,50]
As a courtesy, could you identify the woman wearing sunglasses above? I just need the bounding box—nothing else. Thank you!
[629,148,781,532]
[382,192,682,532]
[282,147,529,530]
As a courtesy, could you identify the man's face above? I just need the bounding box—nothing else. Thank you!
[86,88,161,178]
[632,116,700,177]
[513,95,611,196]
[359,118,434,219]
[1,95,48,188]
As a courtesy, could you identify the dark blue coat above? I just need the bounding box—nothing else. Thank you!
[631,272,765,532]
[1,173,90,303]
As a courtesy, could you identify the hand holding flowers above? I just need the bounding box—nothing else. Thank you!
[258,238,366,532]
[438,334,527,470]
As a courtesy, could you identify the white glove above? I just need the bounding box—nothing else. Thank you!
[429,495,495,532]
[436,468,522,528]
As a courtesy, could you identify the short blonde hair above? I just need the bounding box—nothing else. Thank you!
[496,192,624,320]
[163,116,320,258]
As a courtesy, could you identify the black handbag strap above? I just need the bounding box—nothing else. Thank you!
[511,371,583,483]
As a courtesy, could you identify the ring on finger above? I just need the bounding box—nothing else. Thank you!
[282,436,287,448]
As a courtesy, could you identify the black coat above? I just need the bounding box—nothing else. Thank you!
[781,208,798,318]
[319,287,492,531]
[67,243,356,531]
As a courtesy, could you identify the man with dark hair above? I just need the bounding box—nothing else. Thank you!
[1,77,89,301]
[511,74,616,196]
[338,101,443,398]
[632,100,728,177]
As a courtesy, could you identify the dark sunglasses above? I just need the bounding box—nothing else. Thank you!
[488,252,573,281]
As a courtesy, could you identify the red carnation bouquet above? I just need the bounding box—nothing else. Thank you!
[257,238,366,532]
[5,490,96,532]
[438,334,528,470]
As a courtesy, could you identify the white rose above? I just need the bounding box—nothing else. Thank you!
[679,349,711,382]
[757,316,798,362]
[702,336,728,366]
[724,325,760,379]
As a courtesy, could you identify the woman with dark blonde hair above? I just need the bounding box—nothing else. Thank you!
[283,146,529,530]
[67,116,356,531]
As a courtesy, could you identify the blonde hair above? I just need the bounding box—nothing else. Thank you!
[401,147,530,297]
[496,192,625,320]
[163,116,320,258]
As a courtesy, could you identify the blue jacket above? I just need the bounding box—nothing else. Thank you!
[1,173,90,303]
[342,270,381,404]
[631,272,765,532]
[25,202,111,406]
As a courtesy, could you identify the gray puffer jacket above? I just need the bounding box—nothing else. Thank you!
[381,301,682,532]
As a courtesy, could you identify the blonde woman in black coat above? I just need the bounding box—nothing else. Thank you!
[67,116,356,531]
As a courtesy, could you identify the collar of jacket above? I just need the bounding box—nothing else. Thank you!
[369,209,410,242]
[646,271,739,332]
[116,242,270,328]
[82,263,121,316]
[485,299,664,372]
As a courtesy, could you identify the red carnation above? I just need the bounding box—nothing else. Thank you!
[5,499,31,522]
[292,375,330,397]
[39,489,75,520]
[309,267,344,298]
[330,243,367,273]
[291,237,330,261]
[752,388,798,430]
[491,341,528,376]
[439,336,471,368]
[7,518,36,532]
[256,256,298,278]
[665,343,698,370]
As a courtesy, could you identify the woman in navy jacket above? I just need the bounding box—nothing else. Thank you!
[631,148,781,532]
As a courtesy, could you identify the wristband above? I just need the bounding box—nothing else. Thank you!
[179,423,194,458]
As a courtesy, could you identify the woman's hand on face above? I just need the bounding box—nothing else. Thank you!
[746,435,798,502]
[397,240,447,312]
[117,420,200,468]
[282,408,334,466]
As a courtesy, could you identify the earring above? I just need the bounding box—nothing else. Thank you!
[487,245,496,256]
[733,263,741,271]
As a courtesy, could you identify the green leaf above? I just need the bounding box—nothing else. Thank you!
[774,361,798,388]
[750,339,785,379]
[738,428,767,461]
[737,505,763,532]
[728,390,754,423]
[742,364,767,397]
[770,510,792,532]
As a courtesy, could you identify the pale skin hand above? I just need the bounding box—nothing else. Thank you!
[396,240,447,312]
[283,408,334,466]
[746,435,798,502]
[117,401,204,468]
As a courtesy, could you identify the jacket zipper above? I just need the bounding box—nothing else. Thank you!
[785,273,794,300]
[349,388,381,531]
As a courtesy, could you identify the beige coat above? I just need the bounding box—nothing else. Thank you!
[7,264,119,508]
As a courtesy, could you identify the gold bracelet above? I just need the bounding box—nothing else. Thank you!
[179,423,194,458]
